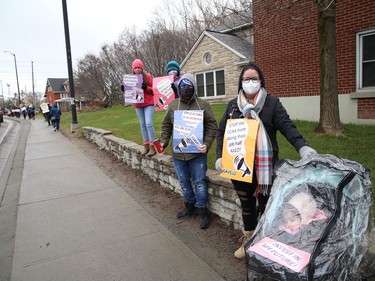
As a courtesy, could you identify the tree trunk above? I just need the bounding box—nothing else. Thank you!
[316,1,343,135]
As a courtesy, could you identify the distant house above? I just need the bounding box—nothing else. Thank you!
[181,16,253,102]
[44,78,69,105]
[252,0,375,124]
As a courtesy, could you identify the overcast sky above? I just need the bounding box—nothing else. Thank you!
[0,0,163,98]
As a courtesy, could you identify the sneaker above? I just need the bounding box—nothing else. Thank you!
[54,128,57,132]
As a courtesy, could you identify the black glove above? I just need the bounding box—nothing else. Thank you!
[141,82,147,90]
[171,83,177,94]
[120,85,124,92]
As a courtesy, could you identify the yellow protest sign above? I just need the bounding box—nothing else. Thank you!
[220,119,259,183]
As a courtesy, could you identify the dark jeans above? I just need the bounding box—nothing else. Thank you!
[52,118,60,130]
[173,154,208,208]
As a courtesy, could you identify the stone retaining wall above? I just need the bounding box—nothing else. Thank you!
[83,126,244,229]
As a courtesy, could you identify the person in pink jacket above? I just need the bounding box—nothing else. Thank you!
[131,59,156,156]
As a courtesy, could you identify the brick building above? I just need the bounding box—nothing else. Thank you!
[253,0,375,124]
[44,78,69,105]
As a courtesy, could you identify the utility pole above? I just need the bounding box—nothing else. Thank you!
[62,0,79,132]
[32,61,35,106]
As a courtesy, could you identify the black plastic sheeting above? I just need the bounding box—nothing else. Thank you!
[245,154,374,281]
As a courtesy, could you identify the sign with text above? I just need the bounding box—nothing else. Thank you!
[123,74,144,105]
[40,103,50,113]
[248,237,311,273]
[173,110,203,153]
[153,75,175,111]
[220,119,259,183]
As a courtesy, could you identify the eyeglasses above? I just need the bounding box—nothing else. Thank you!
[242,77,260,83]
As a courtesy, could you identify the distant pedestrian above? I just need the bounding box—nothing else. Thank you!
[22,107,27,119]
[44,104,52,126]
[27,104,35,119]
[50,103,62,131]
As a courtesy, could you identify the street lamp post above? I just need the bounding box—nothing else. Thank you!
[3,51,21,105]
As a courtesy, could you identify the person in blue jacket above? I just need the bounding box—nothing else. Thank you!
[50,103,62,131]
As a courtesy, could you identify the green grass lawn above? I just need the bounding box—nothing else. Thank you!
[60,104,375,185]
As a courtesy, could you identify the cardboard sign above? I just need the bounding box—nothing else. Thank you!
[173,110,203,153]
[153,75,175,111]
[220,119,259,182]
[248,237,311,273]
[40,103,49,113]
[123,74,144,105]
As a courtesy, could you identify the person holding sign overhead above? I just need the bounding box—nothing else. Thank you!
[131,59,156,157]
[160,73,217,229]
[215,63,317,259]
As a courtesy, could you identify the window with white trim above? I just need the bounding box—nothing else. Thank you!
[357,30,375,89]
[196,70,225,98]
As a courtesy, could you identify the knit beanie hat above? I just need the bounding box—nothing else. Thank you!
[166,60,180,75]
[132,59,144,71]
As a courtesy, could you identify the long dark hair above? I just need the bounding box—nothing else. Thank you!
[237,63,266,93]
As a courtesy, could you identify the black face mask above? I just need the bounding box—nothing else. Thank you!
[179,86,194,100]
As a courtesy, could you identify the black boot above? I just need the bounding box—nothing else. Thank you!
[198,207,210,229]
[176,202,195,218]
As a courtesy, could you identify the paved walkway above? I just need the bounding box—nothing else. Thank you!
[11,118,225,281]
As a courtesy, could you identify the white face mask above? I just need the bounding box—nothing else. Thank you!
[242,81,260,95]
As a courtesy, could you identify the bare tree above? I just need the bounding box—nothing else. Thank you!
[74,0,252,106]
[74,54,107,103]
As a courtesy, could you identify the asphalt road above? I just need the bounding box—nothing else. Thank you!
[0,117,31,281]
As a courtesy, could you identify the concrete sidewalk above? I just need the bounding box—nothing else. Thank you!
[11,119,225,281]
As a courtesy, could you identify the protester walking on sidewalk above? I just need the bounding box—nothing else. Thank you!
[50,103,62,131]
[131,59,156,157]
[22,107,27,119]
[216,63,317,259]
[160,73,217,229]
[44,103,52,126]
[27,104,36,120]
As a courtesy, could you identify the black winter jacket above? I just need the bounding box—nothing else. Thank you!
[216,94,308,166]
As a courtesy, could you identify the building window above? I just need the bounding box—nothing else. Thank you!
[203,52,212,65]
[196,70,225,98]
[357,30,375,89]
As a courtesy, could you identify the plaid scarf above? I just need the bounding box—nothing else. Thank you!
[237,88,273,195]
